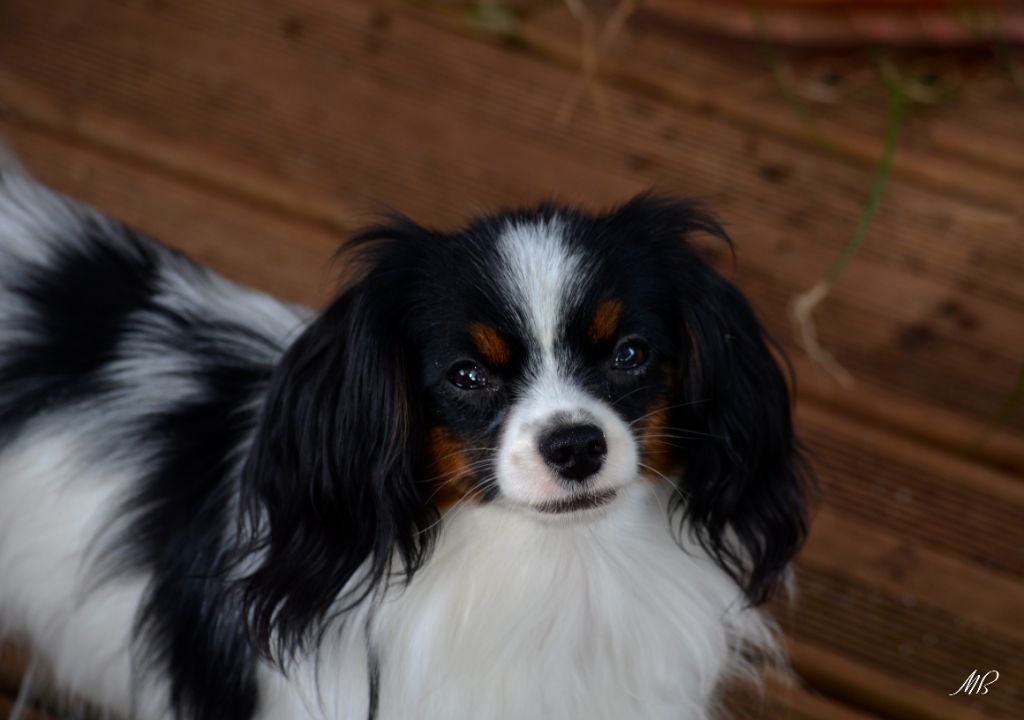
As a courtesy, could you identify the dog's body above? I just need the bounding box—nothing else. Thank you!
[0,169,808,719]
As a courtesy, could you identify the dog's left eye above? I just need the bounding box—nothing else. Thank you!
[611,339,649,371]
[447,361,490,390]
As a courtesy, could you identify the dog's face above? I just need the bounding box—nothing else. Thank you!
[240,197,810,657]
[411,214,684,515]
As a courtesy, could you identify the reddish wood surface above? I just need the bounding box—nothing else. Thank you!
[0,1,1022,718]
[637,0,1024,46]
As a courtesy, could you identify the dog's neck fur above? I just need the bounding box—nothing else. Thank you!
[262,484,776,720]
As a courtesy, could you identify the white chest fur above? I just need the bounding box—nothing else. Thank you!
[267,485,774,720]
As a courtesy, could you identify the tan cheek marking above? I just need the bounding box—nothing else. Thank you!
[469,322,511,366]
[639,389,682,481]
[425,427,483,510]
[663,361,676,388]
[589,299,623,343]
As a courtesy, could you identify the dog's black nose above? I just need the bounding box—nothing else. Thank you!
[538,424,607,482]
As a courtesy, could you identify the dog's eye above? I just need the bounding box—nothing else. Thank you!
[611,339,649,371]
[447,361,490,390]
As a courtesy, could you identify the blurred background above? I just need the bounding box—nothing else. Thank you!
[0,0,1021,718]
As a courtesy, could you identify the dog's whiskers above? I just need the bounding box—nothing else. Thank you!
[416,475,498,536]
[637,462,689,506]
[422,460,494,504]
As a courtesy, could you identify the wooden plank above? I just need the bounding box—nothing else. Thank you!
[517,1,1024,191]
[786,352,1024,476]
[611,0,1024,48]
[798,403,1024,579]
[675,0,1024,182]
[788,640,1004,720]
[1,0,1021,466]
[723,670,885,719]
[791,517,1023,719]
[776,406,1024,719]
[804,509,1023,641]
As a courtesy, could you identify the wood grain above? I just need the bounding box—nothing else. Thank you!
[522,0,1024,183]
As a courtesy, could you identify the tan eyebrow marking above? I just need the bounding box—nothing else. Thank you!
[589,299,624,343]
[469,321,511,366]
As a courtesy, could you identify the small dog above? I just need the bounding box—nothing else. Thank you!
[0,165,810,719]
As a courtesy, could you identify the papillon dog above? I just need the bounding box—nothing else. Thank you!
[0,164,810,719]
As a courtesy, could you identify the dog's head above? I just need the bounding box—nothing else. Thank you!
[239,195,811,658]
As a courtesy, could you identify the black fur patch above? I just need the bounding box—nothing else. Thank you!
[0,205,270,717]
[124,323,275,720]
[0,218,157,443]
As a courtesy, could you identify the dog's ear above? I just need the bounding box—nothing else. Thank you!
[616,196,812,605]
[675,249,812,605]
[236,249,435,660]
[678,264,811,604]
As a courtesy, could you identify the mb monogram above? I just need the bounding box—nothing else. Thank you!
[949,669,999,696]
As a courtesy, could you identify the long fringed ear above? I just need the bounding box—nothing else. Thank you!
[236,276,434,661]
[665,214,812,606]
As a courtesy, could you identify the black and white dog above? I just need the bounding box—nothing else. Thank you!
[0,164,810,719]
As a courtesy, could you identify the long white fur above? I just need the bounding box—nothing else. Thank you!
[260,486,776,720]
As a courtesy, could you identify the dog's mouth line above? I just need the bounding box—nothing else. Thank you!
[532,488,619,514]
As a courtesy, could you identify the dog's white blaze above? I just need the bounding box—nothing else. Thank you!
[497,218,583,357]
[494,218,639,504]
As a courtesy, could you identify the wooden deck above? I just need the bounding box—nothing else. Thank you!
[1,0,1022,718]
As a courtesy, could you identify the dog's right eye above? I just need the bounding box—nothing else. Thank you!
[610,338,650,371]
[447,361,490,390]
